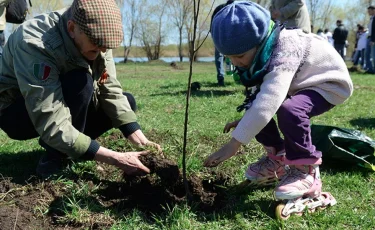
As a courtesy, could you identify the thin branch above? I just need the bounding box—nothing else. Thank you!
[13,208,19,230]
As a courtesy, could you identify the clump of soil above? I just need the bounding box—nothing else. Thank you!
[139,153,180,184]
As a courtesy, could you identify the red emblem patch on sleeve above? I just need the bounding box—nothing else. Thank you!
[99,69,109,84]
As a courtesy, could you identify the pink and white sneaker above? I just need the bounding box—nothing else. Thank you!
[245,146,286,187]
[274,164,322,200]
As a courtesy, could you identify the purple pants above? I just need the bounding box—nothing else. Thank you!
[255,90,334,160]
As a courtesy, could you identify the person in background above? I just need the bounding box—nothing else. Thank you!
[211,1,234,87]
[269,0,311,33]
[0,0,161,179]
[365,5,375,74]
[333,19,349,59]
[0,0,10,54]
[352,24,362,60]
[317,28,328,41]
[349,25,367,72]
[324,28,334,46]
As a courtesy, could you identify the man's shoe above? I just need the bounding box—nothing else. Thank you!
[218,81,225,87]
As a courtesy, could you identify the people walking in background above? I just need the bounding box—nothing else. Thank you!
[333,20,349,59]
[324,28,334,46]
[365,5,375,74]
[269,0,311,33]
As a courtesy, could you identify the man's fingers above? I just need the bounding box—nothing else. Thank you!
[154,143,162,152]
[137,150,150,156]
[138,163,150,174]
[146,141,160,148]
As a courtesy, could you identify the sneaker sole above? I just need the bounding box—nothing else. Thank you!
[275,190,306,200]
[245,173,284,187]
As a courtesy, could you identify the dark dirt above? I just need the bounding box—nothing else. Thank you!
[0,152,236,229]
[103,152,233,213]
[0,179,75,230]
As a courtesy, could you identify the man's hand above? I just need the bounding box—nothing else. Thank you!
[114,151,150,176]
[127,129,162,153]
[223,120,240,133]
[94,146,150,176]
[203,138,241,167]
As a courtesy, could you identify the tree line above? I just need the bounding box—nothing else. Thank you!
[11,0,375,61]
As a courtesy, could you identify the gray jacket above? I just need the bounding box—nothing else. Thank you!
[0,8,136,158]
[270,0,311,33]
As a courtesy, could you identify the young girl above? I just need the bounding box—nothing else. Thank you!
[204,1,353,207]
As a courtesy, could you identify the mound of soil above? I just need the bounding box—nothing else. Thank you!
[0,153,234,229]
[101,153,232,212]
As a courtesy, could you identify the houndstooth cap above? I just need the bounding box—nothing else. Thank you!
[71,0,123,49]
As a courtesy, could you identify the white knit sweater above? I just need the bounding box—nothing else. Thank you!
[232,29,353,145]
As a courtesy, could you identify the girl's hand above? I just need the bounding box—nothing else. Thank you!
[223,120,240,133]
[203,138,241,167]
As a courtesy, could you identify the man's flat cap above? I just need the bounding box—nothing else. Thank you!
[72,0,123,49]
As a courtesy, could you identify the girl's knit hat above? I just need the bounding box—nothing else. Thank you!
[211,1,270,55]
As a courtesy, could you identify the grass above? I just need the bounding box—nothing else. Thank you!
[1,61,375,229]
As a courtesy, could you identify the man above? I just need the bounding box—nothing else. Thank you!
[365,5,375,74]
[0,0,10,54]
[0,0,161,179]
[269,0,311,33]
[333,20,349,59]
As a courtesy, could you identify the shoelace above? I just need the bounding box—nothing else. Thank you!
[279,167,308,186]
[253,156,277,170]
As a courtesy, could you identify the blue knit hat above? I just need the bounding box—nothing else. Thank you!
[212,1,270,55]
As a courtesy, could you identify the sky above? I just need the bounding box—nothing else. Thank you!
[3,0,364,44]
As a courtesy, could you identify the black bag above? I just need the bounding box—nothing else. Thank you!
[6,0,32,24]
[311,124,375,171]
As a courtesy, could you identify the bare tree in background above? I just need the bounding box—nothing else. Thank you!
[167,0,193,62]
[29,0,65,16]
[185,0,211,61]
[117,0,142,63]
[255,0,272,8]
[306,0,334,32]
[137,1,168,60]
[8,0,65,34]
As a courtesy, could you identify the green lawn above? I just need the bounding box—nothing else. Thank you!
[1,61,375,229]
